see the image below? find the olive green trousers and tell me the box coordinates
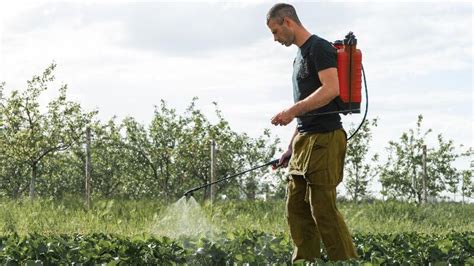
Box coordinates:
[286,129,357,262]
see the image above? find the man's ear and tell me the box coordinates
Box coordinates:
[283,17,294,28]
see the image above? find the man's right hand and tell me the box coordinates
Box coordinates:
[273,148,292,170]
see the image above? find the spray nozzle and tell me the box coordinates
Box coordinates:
[184,189,195,199]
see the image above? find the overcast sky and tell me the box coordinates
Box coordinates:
[1,0,472,197]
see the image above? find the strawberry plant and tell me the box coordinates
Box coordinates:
[1,231,472,265]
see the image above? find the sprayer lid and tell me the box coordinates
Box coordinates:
[344,32,357,46]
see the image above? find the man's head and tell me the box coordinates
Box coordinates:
[266,3,302,47]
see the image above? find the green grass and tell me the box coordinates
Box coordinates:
[204,199,474,235]
[1,197,472,237]
[342,200,474,235]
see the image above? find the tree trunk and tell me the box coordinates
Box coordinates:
[354,169,359,203]
[29,163,37,200]
[422,145,427,203]
[246,180,256,200]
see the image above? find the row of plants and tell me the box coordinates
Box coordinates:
[2,198,473,237]
[1,231,473,265]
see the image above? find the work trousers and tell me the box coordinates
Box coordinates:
[286,129,358,262]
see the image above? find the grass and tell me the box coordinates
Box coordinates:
[204,199,474,235]
[1,196,472,237]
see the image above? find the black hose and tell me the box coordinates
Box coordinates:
[347,64,368,141]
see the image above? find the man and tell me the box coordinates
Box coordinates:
[266,3,358,262]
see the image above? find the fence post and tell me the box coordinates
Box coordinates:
[210,140,217,203]
[85,127,92,210]
[422,145,427,204]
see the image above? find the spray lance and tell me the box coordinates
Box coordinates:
[184,158,279,198]
[183,32,368,197]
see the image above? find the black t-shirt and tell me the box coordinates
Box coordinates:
[292,35,342,133]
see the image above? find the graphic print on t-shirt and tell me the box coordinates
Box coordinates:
[293,49,310,103]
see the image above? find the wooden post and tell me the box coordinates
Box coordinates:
[422,145,427,204]
[29,163,37,201]
[210,140,217,203]
[85,127,92,210]
[381,184,385,201]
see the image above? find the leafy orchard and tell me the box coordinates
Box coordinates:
[0,64,472,202]
[0,64,280,201]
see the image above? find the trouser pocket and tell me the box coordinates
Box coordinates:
[306,130,346,188]
[288,130,346,200]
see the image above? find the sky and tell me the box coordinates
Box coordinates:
[0,0,472,198]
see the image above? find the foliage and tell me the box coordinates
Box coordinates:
[0,65,280,200]
[352,232,474,265]
[0,63,95,199]
[1,197,473,237]
[344,118,378,202]
[379,115,471,203]
[2,65,473,203]
[86,98,281,200]
[0,231,472,265]
[0,233,186,265]
[461,169,474,203]
[0,198,473,264]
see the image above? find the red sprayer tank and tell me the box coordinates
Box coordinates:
[334,32,362,113]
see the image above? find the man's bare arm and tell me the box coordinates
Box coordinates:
[271,67,339,126]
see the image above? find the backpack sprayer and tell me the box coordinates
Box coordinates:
[298,32,368,140]
[183,32,367,197]
[335,31,363,116]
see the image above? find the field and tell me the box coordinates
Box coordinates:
[1,197,473,264]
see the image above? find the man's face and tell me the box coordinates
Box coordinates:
[267,18,294,47]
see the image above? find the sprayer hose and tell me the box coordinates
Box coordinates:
[347,64,368,141]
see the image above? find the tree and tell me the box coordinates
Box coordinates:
[218,128,278,200]
[379,115,470,203]
[1,84,31,197]
[0,63,94,199]
[88,118,134,198]
[460,159,474,204]
[42,117,129,199]
[344,118,378,202]
[162,99,279,200]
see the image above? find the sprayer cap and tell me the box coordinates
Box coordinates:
[343,32,357,46]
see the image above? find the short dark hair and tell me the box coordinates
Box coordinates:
[266,3,301,26]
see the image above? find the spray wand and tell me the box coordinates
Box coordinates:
[183,158,279,198]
